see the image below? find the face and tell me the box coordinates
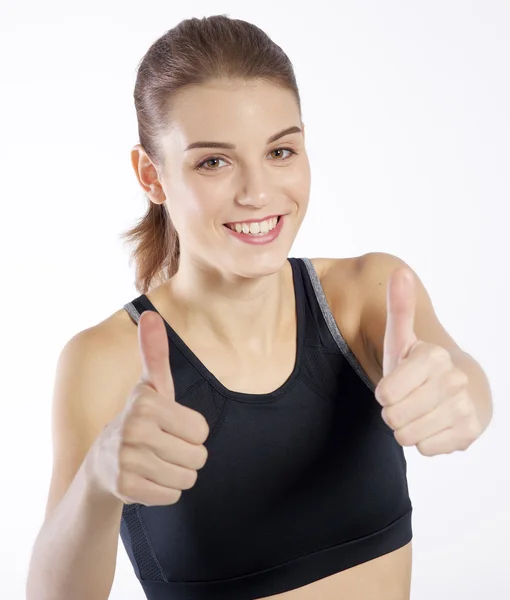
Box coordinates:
[140,78,310,280]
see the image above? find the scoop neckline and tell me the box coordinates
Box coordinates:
[137,258,305,402]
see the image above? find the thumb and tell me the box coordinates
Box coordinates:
[138,310,176,401]
[383,267,418,376]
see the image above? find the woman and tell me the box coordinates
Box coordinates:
[27,14,492,600]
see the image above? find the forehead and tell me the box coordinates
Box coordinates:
[163,79,301,148]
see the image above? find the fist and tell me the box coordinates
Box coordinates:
[93,310,210,506]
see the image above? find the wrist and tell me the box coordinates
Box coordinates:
[83,441,124,513]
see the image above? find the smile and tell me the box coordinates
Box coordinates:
[224,216,281,236]
[223,215,285,245]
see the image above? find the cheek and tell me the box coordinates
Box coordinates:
[287,161,311,206]
[190,190,226,222]
[170,196,227,246]
[170,177,224,221]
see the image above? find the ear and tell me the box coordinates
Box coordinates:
[131,144,165,205]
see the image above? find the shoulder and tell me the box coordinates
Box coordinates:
[307,254,365,308]
[310,251,408,285]
[307,256,363,335]
[99,307,143,378]
[309,252,411,373]
[308,255,377,374]
[64,308,144,416]
[308,256,362,295]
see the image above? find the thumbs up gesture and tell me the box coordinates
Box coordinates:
[373,268,481,456]
[92,310,210,506]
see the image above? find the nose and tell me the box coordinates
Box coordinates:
[235,166,272,209]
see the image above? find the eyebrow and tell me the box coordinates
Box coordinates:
[184,125,302,151]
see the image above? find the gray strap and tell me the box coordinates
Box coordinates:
[300,258,375,392]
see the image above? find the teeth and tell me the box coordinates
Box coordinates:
[227,217,279,235]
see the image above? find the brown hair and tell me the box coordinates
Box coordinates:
[119,14,302,294]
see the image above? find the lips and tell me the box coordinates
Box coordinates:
[223,214,285,245]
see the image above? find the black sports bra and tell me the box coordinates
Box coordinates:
[119,257,413,600]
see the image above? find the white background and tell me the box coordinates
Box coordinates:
[1,1,508,598]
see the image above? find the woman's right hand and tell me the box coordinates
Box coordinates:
[90,310,210,507]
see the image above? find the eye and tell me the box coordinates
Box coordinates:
[196,147,298,171]
[196,157,228,171]
[269,148,297,160]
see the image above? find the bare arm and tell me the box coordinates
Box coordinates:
[26,323,140,600]
[26,452,124,600]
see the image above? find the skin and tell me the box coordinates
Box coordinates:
[131,78,310,355]
[129,77,412,599]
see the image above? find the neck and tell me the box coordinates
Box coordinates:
[164,256,294,353]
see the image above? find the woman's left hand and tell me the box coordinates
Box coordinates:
[374,268,483,457]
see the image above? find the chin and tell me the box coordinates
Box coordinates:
[227,250,290,280]
[204,214,301,279]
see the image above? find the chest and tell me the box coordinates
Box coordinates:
[182,314,379,396]
[177,326,299,394]
[142,258,380,396]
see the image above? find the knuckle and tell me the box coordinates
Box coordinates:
[168,489,182,504]
[384,407,401,430]
[193,445,209,470]
[454,395,473,420]
[123,418,150,443]
[429,347,450,370]
[457,433,472,451]
[394,429,412,446]
[118,446,136,471]
[192,415,210,442]
[455,370,469,388]
[454,419,479,451]
[200,445,209,468]
[200,417,210,439]
[417,443,434,457]
[180,468,198,490]
[465,418,481,442]
[446,369,468,393]
[177,407,208,442]
[431,346,450,362]
[132,398,159,418]
[376,383,391,404]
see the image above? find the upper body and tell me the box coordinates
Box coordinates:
[85,253,414,600]
[43,15,490,600]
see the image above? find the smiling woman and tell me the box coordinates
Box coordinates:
[129,75,311,282]
[27,14,424,600]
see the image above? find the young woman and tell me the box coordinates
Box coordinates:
[27,14,492,600]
